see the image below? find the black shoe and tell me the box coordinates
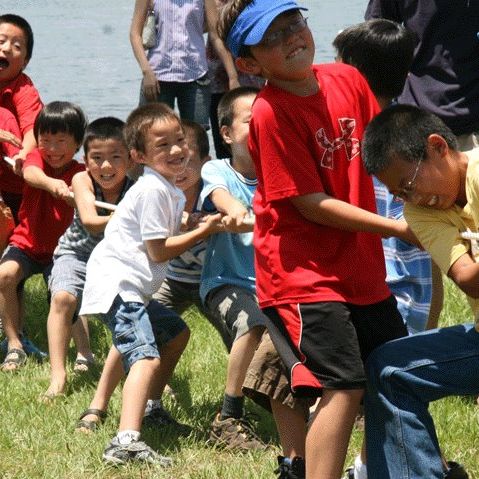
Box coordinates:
[444,461,469,479]
[143,405,192,436]
[275,455,305,479]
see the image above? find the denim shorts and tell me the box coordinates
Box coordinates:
[204,284,267,343]
[48,253,87,320]
[101,295,188,373]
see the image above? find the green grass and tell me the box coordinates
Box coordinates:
[0,276,478,478]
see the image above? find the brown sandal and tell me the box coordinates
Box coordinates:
[75,408,107,433]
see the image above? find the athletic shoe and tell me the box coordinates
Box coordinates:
[102,437,172,466]
[143,405,192,435]
[208,413,268,451]
[275,455,306,479]
[445,461,469,479]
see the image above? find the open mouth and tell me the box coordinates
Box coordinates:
[427,195,439,207]
[0,58,10,69]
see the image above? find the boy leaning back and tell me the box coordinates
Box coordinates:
[361,105,479,479]
[79,103,222,465]
[218,1,415,477]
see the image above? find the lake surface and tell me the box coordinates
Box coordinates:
[2,1,367,121]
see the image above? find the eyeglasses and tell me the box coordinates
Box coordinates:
[259,17,309,48]
[392,157,422,201]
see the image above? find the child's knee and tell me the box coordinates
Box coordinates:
[51,290,77,312]
[0,262,23,291]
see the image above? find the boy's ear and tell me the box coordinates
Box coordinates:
[426,134,449,158]
[235,56,262,76]
[220,125,233,145]
[130,148,146,164]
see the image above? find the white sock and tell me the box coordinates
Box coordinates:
[116,429,140,445]
[144,399,162,415]
[354,455,368,479]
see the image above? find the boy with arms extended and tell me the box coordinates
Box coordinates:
[0,14,42,220]
[44,117,134,399]
[0,101,85,371]
[362,105,477,479]
[76,119,217,433]
[218,1,415,477]
[200,86,268,451]
[79,103,222,465]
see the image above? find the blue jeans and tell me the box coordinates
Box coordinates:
[101,295,187,373]
[139,76,211,129]
[365,323,479,479]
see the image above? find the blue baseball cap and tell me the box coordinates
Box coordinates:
[226,0,308,57]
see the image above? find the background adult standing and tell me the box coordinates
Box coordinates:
[365,0,479,149]
[130,0,238,130]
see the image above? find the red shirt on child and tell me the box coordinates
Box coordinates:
[249,63,390,308]
[0,73,43,194]
[9,149,84,264]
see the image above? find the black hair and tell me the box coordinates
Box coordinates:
[217,86,260,128]
[33,101,87,146]
[333,19,416,99]
[83,117,126,156]
[124,102,181,154]
[362,104,458,175]
[182,119,209,159]
[0,14,34,61]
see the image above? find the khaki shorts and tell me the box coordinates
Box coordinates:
[242,330,313,421]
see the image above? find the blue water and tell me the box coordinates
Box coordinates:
[2,0,366,121]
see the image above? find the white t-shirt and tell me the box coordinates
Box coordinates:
[80,167,185,315]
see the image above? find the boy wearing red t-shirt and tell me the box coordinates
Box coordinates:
[0,101,85,372]
[219,1,416,478]
[0,14,43,220]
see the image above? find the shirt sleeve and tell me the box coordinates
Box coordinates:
[404,203,469,276]
[200,160,230,204]
[249,95,325,202]
[23,148,44,169]
[137,185,172,240]
[12,77,43,135]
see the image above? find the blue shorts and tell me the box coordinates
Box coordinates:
[48,253,87,322]
[101,295,188,373]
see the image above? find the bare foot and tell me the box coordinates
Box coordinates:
[40,381,66,403]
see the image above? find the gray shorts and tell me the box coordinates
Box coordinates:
[48,253,87,319]
[153,277,202,314]
[204,285,267,344]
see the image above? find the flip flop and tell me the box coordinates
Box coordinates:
[76,408,107,433]
[1,348,27,372]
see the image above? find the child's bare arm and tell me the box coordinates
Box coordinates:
[210,188,253,232]
[23,164,71,201]
[145,213,223,263]
[13,130,37,175]
[290,191,417,244]
[447,253,479,299]
[72,172,111,235]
